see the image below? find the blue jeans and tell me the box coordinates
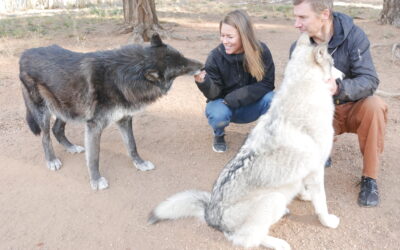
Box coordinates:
[205,91,275,136]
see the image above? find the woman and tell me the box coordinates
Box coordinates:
[195,10,275,152]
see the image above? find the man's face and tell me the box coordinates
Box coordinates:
[293,1,325,37]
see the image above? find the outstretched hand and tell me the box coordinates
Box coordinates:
[194,70,206,83]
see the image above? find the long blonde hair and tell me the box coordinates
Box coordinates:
[220,10,264,81]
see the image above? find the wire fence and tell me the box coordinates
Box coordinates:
[0,0,121,13]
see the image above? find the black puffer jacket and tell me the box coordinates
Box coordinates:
[196,42,275,109]
[290,12,379,105]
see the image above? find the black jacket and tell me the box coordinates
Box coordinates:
[196,42,275,109]
[290,12,379,105]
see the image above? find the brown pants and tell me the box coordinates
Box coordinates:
[333,96,388,179]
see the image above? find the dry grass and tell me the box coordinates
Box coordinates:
[0,1,382,41]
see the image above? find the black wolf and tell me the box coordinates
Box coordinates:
[19,34,203,190]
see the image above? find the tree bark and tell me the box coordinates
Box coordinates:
[122,0,166,43]
[380,0,400,27]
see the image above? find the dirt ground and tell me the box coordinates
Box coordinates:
[1,2,400,250]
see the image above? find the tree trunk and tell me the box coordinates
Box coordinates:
[122,0,165,43]
[380,0,400,27]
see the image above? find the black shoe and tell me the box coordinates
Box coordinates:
[213,135,227,153]
[324,157,332,168]
[358,176,379,207]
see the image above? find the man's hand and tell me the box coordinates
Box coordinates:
[194,70,206,83]
[326,78,338,96]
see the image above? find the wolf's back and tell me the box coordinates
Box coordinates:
[148,190,210,224]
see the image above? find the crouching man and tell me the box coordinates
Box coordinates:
[291,0,388,207]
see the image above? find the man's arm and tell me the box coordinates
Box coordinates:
[334,28,379,102]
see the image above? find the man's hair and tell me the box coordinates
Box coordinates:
[293,0,333,17]
[220,9,264,81]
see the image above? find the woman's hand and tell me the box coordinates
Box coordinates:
[194,70,206,83]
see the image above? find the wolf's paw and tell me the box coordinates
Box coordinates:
[297,190,312,201]
[135,161,155,171]
[47,158,62,171]
[66,145,85,154]
[283,208,291,217]
[273,239,291,250]
[318,213,340,228]
[90,177,109,190]
[262,236,291,250]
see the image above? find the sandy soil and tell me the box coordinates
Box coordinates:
[0,4,399,250]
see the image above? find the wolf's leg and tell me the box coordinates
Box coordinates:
[20,77,61,170]
[85,121,108,190]
[228,193,290,249]
[52,118,85,154]
[41,111,62,171]
[297,183,312,201]
[117,116,155,171]
[304,170,340,228]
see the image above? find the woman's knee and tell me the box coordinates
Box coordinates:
[261,91,275,104]
[259,91,275,114]
[206,100,232,124]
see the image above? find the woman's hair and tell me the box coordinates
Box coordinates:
[220,10,264,81]
[292,0,333,19]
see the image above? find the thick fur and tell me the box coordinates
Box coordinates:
[19,34,203,190]
[149,33,341,250]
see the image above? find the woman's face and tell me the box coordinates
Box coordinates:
[220,23,244,55]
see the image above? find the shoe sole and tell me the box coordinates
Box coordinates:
[212,145,227,153]
[357,201,379,207]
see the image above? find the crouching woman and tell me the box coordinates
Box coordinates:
[195,9,275,152]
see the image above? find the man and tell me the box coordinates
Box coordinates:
[291,0,388,207]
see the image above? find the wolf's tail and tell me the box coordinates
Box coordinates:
[21,82,42,135]
[148,190,211,224]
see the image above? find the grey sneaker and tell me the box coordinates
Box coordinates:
[358,176,379,207]
[213,135,227,153]
[324,157,332,168]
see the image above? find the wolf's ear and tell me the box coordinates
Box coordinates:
[297,33,311,46]
[150,33,163,47]
[313,44,329,65]
[144,69,161,82]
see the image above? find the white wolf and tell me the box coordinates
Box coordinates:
[148,33,341,250]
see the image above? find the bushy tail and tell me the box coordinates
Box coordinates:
[21,85,42,135]
[148,190,210,224]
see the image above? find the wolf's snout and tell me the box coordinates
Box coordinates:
[187,59,204,75]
